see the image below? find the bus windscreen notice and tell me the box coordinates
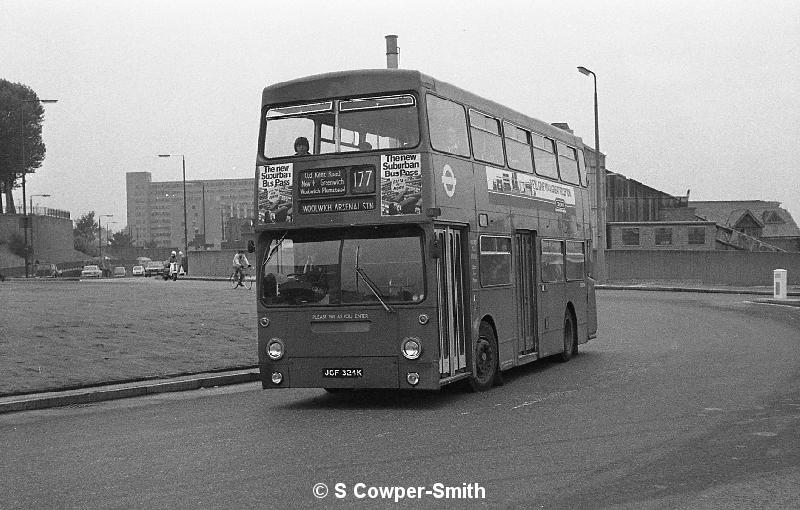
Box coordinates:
[259,163,294,224]
[299,169,347,197]
[298,165,376,215]
[299,199,376,214]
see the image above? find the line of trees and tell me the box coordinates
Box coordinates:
[0,79,48,214]
[73,211,137,257]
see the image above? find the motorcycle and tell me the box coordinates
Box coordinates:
[163,261,179,281]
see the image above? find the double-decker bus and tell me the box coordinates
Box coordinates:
[255,69,597,392]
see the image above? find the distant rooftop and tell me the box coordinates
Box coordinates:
[690,200,800,238]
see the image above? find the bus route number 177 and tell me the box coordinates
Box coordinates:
[350,168,374,194]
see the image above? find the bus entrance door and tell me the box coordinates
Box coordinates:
[435,226,468,378]
[515,231,537,355]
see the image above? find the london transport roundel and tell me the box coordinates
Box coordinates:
[441,164,456,197]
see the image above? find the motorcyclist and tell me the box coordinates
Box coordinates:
[164,251,178,280]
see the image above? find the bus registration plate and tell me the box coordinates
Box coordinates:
[323,368,363,378]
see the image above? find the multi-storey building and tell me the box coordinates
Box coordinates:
[126,172,254,249]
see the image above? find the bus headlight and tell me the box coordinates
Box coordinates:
[267,338,284,360]
[271,372,283,385]
[406,372,420,386]
[401,337,422,360]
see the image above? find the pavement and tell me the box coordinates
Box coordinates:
[1,281,798,415]
[0,368,260,414]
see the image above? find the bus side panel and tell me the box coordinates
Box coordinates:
[471,162,518,369]
[566,281,588,344]
[429,153,475,224]
[587,277,597,340]
[475,288,517,370]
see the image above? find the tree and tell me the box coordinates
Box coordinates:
[73,211,98,256]
[0,79,48,214]
[109,231,133,250]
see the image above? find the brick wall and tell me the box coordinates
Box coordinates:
[0,214,75,264]
[608,250,800,285]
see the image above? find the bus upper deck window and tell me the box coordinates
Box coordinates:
[264,101,333,158]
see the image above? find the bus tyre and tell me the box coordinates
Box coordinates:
[558,309,577,362]
[469,322,500,392]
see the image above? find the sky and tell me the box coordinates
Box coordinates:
[2,0,799,229]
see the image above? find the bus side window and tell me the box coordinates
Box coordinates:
[426,94,470,157]
[565,241,585,281]
[503,122,534,173]
[556,142,580,185]
[541,239,565,283]
[479,235,512,287]
[532,133,559,180]
[469,110,504,167]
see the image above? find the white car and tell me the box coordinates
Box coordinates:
[131,265,145,276]
[81,265,103,278]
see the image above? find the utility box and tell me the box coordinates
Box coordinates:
[773,269,787,299]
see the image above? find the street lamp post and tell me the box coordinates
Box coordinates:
[106,221,117,245]
[28,193,50,268]
[98,214,113,276]
[158,154,188,274]
[19,98,58,277]
[577,66,605,282]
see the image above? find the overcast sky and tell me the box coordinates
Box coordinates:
[2,0,798,228]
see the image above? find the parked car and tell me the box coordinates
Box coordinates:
[113,266,127,278]
[131,265,145,276]
[144,261,163,277]
[81,265,102,278]
[35,262,62,278]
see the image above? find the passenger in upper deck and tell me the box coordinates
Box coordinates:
[294,137,310,155]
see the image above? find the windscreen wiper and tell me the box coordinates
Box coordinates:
[354,266,395,313]
[264,232,288,266]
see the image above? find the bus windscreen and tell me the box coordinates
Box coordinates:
[260,226,425,306]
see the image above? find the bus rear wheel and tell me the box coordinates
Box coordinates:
[558,309,577,362]
[469,322,499,392]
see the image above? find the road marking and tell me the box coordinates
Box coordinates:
[512,398,544,409]
[511,389,578,409]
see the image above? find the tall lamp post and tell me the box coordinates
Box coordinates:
[28,193,50,269]
[157,154,188,274]
[98,214,113,276]
[577,66,605,282]
[106,221,117,245]
[19,98,58,277]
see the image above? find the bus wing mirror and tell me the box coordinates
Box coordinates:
[429,237,442,259]
[247,240,255,253]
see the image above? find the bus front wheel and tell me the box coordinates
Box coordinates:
[469,322,500,392]
[558,309,577,362]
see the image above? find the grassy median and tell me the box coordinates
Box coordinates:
[0,278,257,396]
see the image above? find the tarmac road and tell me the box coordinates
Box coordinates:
[1,291,799,509]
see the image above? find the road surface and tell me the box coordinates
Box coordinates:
[2,291,798,509]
